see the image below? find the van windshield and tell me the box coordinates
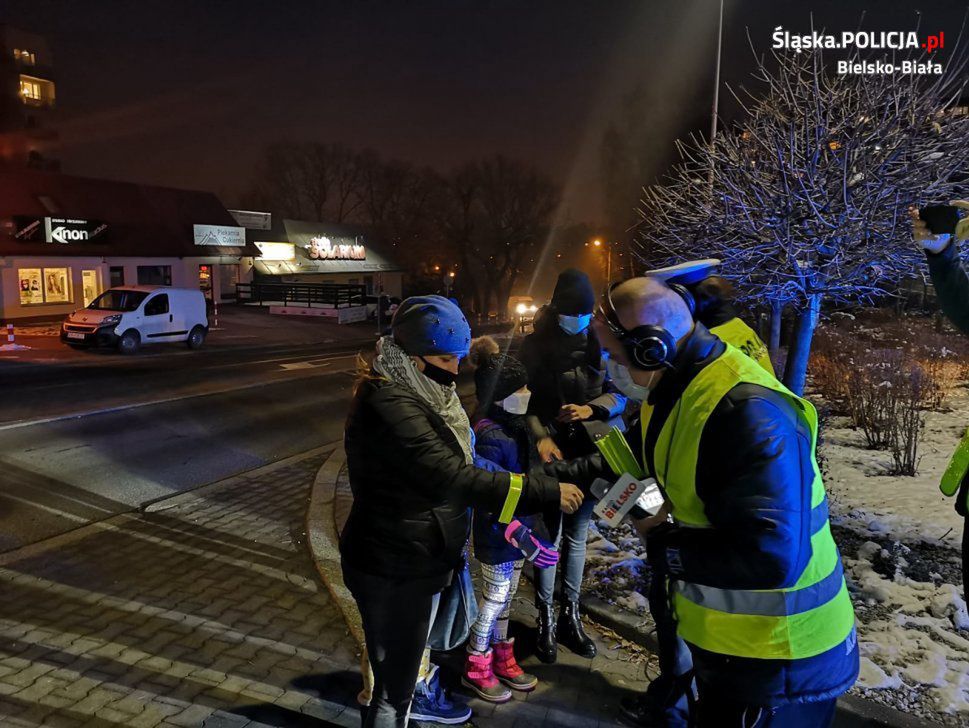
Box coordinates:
[88,290,149,312]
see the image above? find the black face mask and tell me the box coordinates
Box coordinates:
[420,357,458,387]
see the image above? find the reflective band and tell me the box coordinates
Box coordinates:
[498,473,523,524]
[940,427,969,497]
[674,560,845,618]
[594,427,645,480]
[810,499,829,535]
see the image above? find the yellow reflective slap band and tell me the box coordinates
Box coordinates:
[940,427,969,497]
[499,473,524,524]
[594,427,645,480]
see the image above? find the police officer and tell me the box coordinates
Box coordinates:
[645,259,773,374]
[549,277,858,727]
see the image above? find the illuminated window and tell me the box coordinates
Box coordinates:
[18,267,72,305]
[13,48,36,65]
[18,75,54,107]
[19,79,40,100]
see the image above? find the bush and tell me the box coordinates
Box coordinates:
[810,331,932,473]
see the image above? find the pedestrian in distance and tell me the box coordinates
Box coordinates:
[340,295,584,728]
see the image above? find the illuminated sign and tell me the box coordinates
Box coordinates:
[193,224,246,247]
[305,236,366,261]
[45,218,108,244]
[255,242,296,261]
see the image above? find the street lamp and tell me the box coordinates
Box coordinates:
[591,239,611,287]
[444,270,456,298]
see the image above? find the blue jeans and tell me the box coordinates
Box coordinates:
[534,498,596,604]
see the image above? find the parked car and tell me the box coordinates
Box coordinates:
[61,286,208,354]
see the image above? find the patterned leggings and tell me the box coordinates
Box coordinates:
[469,560,524,654]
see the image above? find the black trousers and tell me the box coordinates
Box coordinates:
[342,561,446,728]
[695,681,837,728]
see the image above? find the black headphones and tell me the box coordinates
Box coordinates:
[598,282,696,371]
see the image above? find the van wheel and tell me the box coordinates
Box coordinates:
[187,325,206,350]
[118,330,140,355]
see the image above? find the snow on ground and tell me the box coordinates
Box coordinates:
[584,387,969,723]
[821,387,968,549]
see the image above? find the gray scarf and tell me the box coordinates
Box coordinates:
[372,336,475,465]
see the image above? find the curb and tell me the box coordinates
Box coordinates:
[305,446,366,650]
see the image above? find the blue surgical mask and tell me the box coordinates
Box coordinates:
[558,313,592,335]
[606,358,651,402]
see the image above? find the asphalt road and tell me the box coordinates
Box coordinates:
[0,341,366,552]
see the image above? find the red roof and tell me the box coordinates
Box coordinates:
[0,169,259,257]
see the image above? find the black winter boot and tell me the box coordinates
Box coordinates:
[535,602,558,664]
[557,601,597,658]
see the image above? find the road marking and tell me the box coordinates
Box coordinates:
[280,360,332,370]
[0,492,90,523]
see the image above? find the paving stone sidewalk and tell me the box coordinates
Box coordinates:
[0,448,363,728]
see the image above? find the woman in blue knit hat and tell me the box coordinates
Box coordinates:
[341,295,583,728]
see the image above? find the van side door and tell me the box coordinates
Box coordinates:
[141,293,178,340]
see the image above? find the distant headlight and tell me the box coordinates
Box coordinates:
[528,305,537,312]
[516,303,527,314]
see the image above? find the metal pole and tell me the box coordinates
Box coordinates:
[710,0,724,144]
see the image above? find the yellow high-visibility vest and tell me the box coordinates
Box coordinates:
[709,317,774,375]
[641,344,855,660]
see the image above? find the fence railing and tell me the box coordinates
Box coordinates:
[236,282,367,309]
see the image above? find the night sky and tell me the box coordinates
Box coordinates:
[4,1,967,224]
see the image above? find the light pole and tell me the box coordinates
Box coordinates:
[443,270,456,298]
[593,239,611,288]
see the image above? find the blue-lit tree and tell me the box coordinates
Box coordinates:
[636,45,969,394]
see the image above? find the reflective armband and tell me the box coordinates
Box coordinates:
[498,473,524,524]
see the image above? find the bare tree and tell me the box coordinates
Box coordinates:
[637,42,969,393]
[243,142,363,223]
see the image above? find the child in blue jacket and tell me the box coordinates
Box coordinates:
[465,336,558,704]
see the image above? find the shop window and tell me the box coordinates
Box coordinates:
[144,294,169,317]
[109,266,125,288]
[137,265,172,286]
[82,270,99,307]
[18,267,71,305]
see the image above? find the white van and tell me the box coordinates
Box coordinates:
[61,286,208,354]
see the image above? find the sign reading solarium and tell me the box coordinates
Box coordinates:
[305,236,366,261]
[15,217,108,244]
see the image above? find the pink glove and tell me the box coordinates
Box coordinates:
[504,520,559,568]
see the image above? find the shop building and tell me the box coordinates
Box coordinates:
[233,214,404,298]
[0,170,258,321]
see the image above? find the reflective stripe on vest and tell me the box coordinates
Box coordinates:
[709,317,774,375]
[642,344,855,660]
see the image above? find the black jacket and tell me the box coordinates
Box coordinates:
[520,308,626,455]
[546,325,858,704]
[340,377,561,582]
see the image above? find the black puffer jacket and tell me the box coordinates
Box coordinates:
[340,377,562,582]
[519,307,627,456]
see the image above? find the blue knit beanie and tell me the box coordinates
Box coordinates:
[391,295,472,357]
